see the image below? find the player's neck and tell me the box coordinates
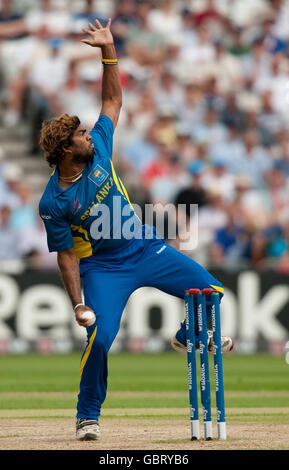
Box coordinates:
[58,160,85,188]
[58,160,85,178]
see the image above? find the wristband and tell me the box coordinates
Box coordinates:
[101,58,118,65]
[74,303,84,311]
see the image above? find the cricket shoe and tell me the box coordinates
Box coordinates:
[171,323,233,354]
[76,418,100,441]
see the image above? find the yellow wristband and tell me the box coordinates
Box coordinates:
[101,58,118,64]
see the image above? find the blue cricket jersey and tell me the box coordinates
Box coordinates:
[39,114,142,259]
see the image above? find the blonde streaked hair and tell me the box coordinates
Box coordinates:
[39,113,80,167]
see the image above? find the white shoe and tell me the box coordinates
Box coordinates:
[76,418,100,441]
[171,336,187,354]
[207,331,233,353]
[171,333,233,354]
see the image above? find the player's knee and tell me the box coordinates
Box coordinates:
[91,331,111,354]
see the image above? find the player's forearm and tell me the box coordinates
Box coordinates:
[101,44,122,105]
[57,250,82,308]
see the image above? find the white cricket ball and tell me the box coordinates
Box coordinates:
[81,311,96,326]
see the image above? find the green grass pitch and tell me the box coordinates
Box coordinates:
[0,352,288,413]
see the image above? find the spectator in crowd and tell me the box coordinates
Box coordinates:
[244,229,268,268]
[229,26,250,57]
[193,0,225,30]
[111,0,138,54]
[200,160,236,203]
[147,0,182,38]
[211,39,244,93]
[228,0,271,29]
[255,53,289,120]
[120,123,159,174]
[178,82,206,127]
[2,24,51,128]
[174,123,198,165]
[275,135,289,177]
[192,107,228,146]
[142,141,176,192]
[174,161,208,218]
[264,165,289,223]
[271,0,289,42]
[276,221,289,273]
[209,208,247,267]
[0,0,25,39]
[24,0,71,37]
[198,186,228,237]
[153,69,184,115]
[0,147,7,202]
[29,36,70,151]
[19,214,57,268]
[0,205,21,261]
[228,129,272,188]
[1,163,22,209]
[230,175,270,232]
[152,107,178,150]
[221,95,245,131]
[9,183,37,232]
[258,89,285,145]
[0,0,23,25]
[180,23,216,67]
[126,1,164,49]
[72,0,105,33]
[260,16,288,54]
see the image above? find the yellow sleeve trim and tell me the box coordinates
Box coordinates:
[110,160,142,223]
[210,285,224,294]
[110,160,124,196]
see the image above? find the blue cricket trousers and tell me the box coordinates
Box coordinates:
[77,227,223,419]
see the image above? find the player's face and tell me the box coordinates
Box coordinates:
[70,126,94,164]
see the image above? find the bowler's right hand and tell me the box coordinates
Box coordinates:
[75,305,95,328]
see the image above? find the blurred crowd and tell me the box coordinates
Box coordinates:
[0,0,289,272]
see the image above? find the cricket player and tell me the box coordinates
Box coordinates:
[39,20,233,441]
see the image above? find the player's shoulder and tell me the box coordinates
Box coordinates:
[89,114,114,139]
[89,115,114,161]
[92,114,113,129]
[39,172,61,218]
[39,193,56,220]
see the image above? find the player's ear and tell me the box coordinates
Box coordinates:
[62,144,72,157]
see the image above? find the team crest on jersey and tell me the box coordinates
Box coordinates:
[88,164,109,187]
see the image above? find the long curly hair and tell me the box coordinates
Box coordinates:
[39,114,80,167]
